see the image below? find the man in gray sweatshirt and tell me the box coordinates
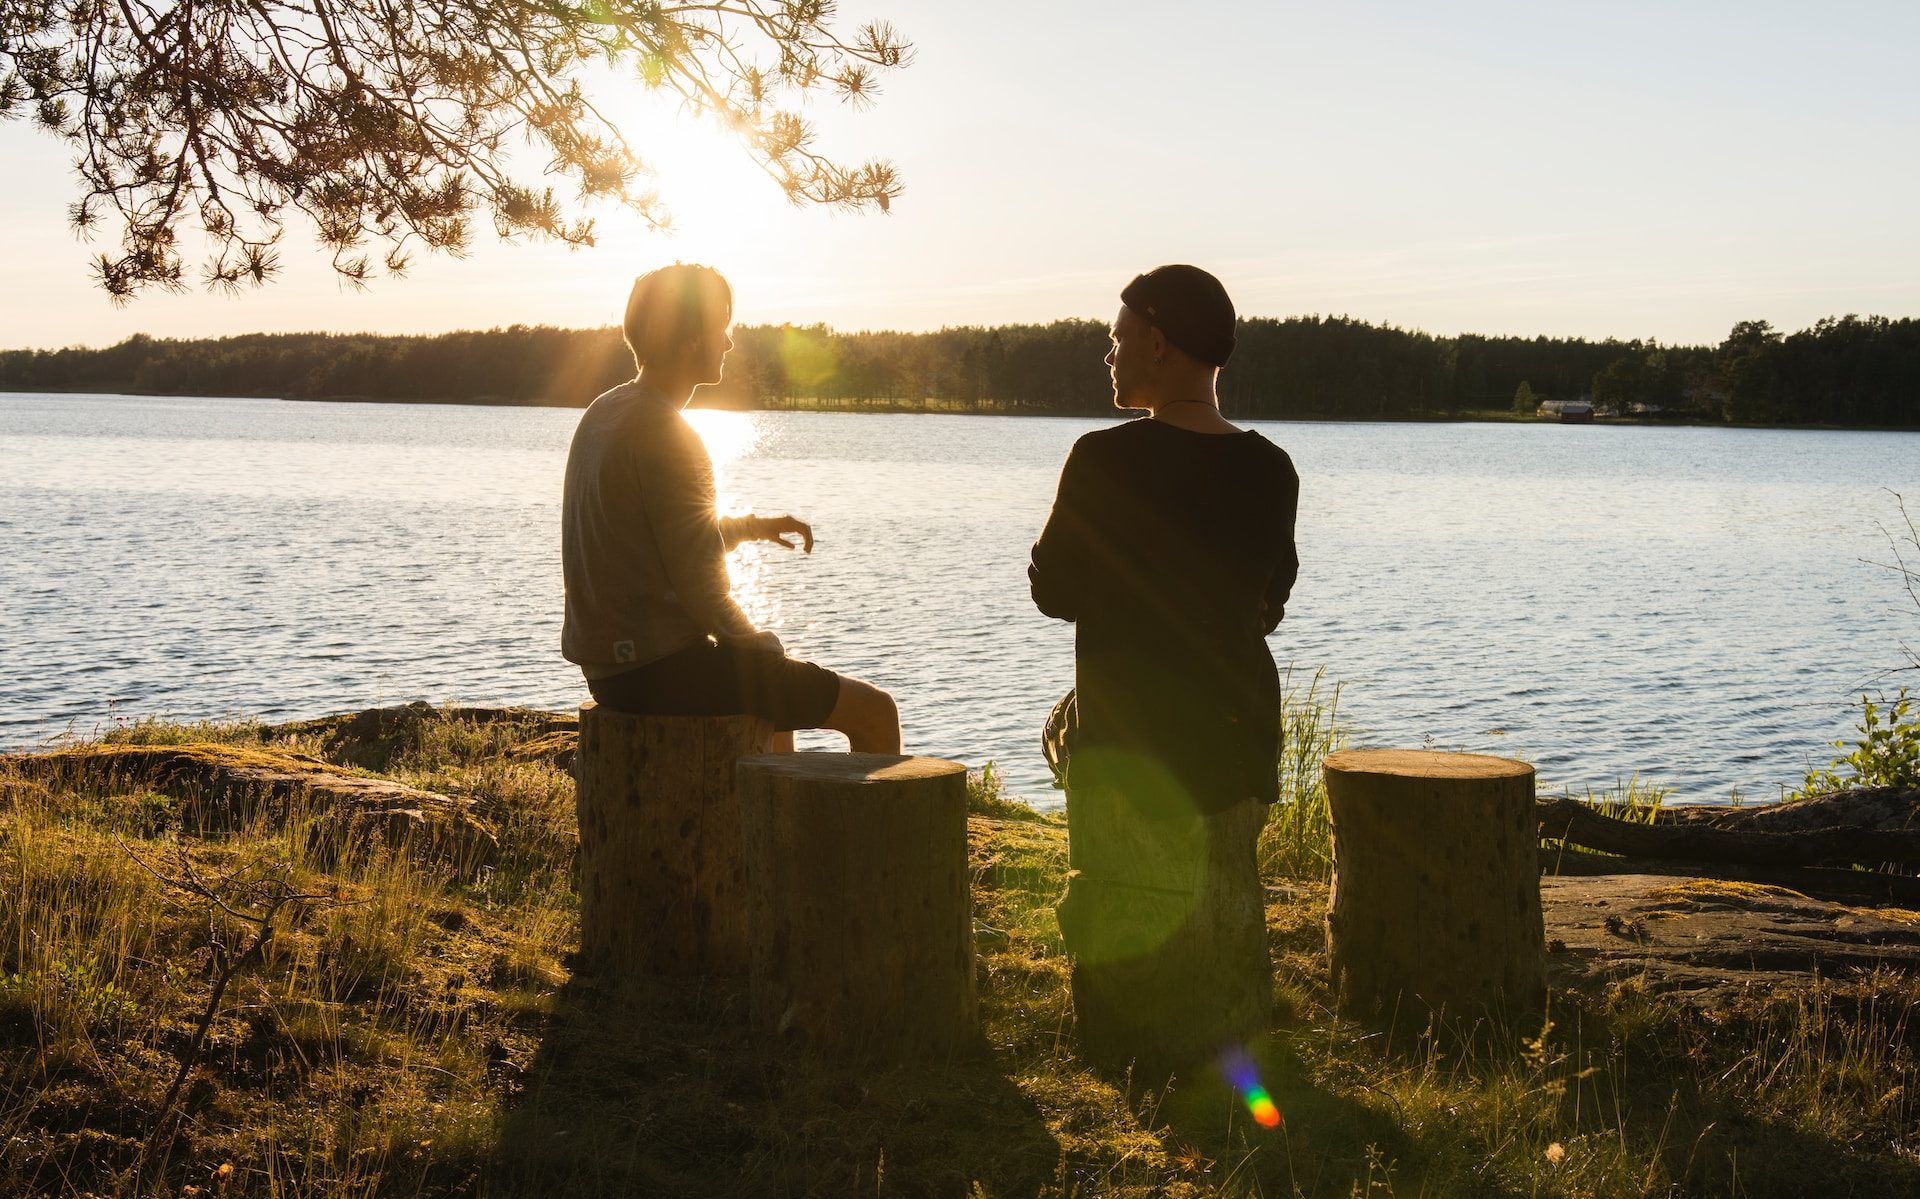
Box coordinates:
[562,264,900,752]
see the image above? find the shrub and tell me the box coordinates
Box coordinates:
[1802,688,1920,795]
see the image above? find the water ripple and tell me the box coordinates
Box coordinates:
[3,395,1917,806]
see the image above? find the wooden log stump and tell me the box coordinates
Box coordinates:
[1324,749,1546,1029]
[572,702,772,978]
[737,753,975,1060]
[1055,787,1270,1075]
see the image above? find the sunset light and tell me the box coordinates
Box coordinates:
[682,408,762,473]
[5,2,1919,1195]
[585,86,803,321]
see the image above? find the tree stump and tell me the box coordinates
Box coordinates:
[736,753,975,1059]
[1323,749,1546,1028]
[572,702,772,978]
[1055,787,1270,1075]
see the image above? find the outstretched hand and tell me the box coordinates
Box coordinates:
[755,514,814,553]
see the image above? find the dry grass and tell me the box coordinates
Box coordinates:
[3,708,1919,1197]
[1645,879,1805,905]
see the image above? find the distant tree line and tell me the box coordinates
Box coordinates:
[2,314,1914,425]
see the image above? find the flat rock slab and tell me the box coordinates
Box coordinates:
[7,743,497,866]
[1542,873,1920,1006]
[270,701,579,772]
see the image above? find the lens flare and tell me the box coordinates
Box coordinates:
[1218,1046,1282,1129]
[778,326,839,392]
[1245,1088,1282,1128]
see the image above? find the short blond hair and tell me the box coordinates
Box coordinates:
[622,264,732,369]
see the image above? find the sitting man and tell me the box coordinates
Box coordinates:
[1030,264,1299,1073]
[562,263,899,753]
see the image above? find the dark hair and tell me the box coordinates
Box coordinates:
[1119,264,1237,367]
[622,264,732,369]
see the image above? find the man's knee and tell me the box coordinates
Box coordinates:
[822,676,900,753]
[844,678,897,728]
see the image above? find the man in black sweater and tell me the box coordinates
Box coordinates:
[1029,264,1299,1072]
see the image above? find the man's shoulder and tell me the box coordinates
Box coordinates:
[1238,428,1297,472]
[583,381,665,418]
[580,383,684,437]
[1070,418,1150,454]
[582,380,638,410]
[1057,423,1143,482]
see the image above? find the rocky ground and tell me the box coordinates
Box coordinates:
[7,703,1920,1197]
[1541,868,1920,1007]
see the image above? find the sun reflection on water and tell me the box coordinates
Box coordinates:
[682,408,783,634]
[682,407,761,471]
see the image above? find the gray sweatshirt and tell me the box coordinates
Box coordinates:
[561,381,760,679]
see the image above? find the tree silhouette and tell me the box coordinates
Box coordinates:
[5,313,1916,428]
[0,0,908,298]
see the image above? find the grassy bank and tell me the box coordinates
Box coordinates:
[4,708,1919,1197]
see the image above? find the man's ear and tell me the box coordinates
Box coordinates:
[1147,324,1168,363]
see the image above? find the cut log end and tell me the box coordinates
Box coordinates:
[1324,748,1535,782]
[735,752,966,785]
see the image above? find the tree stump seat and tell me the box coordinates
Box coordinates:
[737,752,975,1060]
[572,702,772,979]
[1323,748,1546,1030]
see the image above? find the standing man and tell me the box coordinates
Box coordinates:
[563,263,900,752]
[1029,264,1299,1073]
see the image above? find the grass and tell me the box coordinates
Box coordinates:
[3,705,1919,1196]
[1258,666,1346,881]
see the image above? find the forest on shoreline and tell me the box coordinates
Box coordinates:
[2,313,1916,426]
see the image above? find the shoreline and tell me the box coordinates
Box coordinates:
[5,386,1916,432]
[0,700,1798,811]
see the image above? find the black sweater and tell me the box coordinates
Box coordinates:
[1029,418,1300,816]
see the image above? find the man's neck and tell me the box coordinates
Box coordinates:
[1144,383,1237,432]
[633,366,698,408]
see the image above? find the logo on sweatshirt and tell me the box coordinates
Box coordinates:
[613,640,636,663]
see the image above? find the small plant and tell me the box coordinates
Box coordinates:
[1802,689,1920,795]
[0,950,138,1034]
[1574,774,1674,823]
[1538,775,1674,863]
[966,761,1042,822]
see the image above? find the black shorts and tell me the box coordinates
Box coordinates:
[587,639,842,733]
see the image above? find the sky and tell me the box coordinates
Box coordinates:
[1,0,1917,349]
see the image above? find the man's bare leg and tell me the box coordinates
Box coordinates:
[822,677,901,754]
[770,730,797,752]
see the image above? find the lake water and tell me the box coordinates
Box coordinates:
[2,393,1915,806]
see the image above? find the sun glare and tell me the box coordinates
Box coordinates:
[591,86,789,308]
[682,408,761,471]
